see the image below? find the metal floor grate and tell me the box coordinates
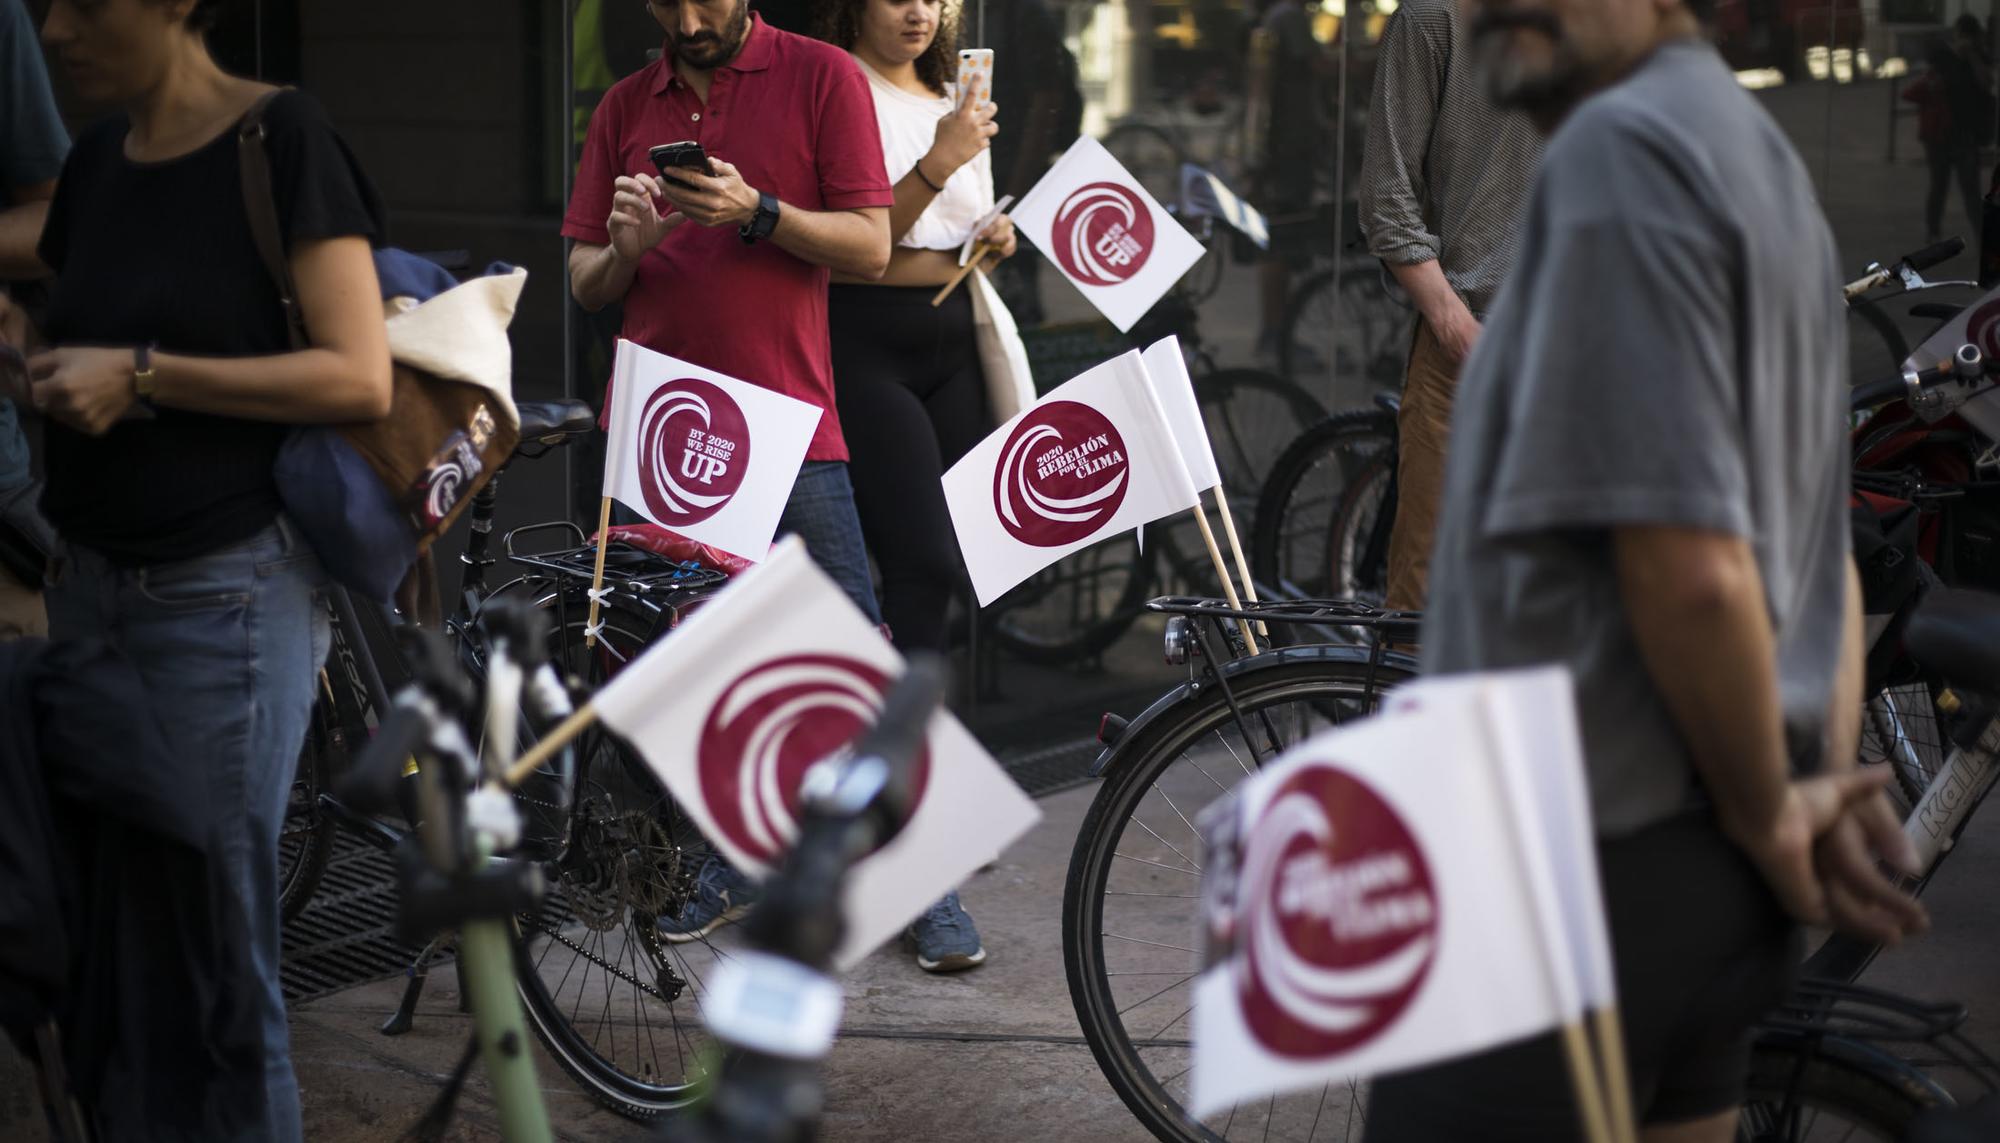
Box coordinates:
[278,737,1105,1003]
[1001,736,1103,798]
[280,835,423,1005]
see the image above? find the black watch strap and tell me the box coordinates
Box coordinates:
[740,191,780,245]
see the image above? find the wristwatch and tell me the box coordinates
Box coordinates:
[132,343,158,401]
[740,191,780,245]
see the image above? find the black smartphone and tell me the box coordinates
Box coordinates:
[649,141,717,179]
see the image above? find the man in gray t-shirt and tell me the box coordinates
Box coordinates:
[1364,1,1925,1140]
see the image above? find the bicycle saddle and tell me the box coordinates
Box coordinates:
[1904,586,2000,693]
[515,400,597,446]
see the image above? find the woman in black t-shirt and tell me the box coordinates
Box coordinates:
[18,1,388,1137]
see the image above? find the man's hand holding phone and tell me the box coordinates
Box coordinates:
[608,173,686,263]
[652,157,761,230]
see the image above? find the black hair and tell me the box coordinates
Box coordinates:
[1683,0,1717,25]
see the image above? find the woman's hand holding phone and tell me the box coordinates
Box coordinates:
[608,173,686,263]
[925,97,998,185]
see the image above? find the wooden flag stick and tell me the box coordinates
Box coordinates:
[1209,487,1267,639]
[1192,502,1259,655]
[1558,1021,1619,1143]
[585,496,613,649]
[1592,1006,1640,1143]
[505,702,600,789]
[931,243,992,307]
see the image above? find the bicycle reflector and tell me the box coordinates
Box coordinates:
[1098,712,1129,746]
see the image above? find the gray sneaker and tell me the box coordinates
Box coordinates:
[907,891,986,973]
[656,855,760,944]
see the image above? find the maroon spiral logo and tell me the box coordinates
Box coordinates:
[696,654,933,865]
[992,400,1130,547]
[636,378,751,526]
[1051,182,1155,287]
[1966,299,2000,364]
[1216,761,1439,1059]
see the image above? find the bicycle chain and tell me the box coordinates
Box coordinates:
[522,907,690,1004]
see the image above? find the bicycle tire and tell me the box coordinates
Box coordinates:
[1250,410,1399,608]
[1101,122,1188,209]
[1064,650,1418,1143]
[1849,296,1913,381]
[1740,1037,1940,1140]
[277,684,337,923]
[1194,368,1328,526]
[984,532,1154,666]
[512,594,726,1120]
[1277,265,1414,396]
[279,593,380,924]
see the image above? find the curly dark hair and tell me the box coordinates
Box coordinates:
[814,0,960,96]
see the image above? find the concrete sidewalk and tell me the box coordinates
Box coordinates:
[280,782,1152,1143]
[7,741,2000,1141]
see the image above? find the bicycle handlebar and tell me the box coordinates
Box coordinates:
[1904,236,1966,275]
[1850,342,1990,413]
[1842,236,1967,300]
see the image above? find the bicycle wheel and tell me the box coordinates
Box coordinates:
[279,594,377,923]
[1859,679,1949,812]
[1064,650,1418,1143]
[1194,368,1327,526]
[1101,122,1188,208]
[1848,297,1913,385]
[1739,1038,1938,1140]
[985,532,1154,666]
[512,596,728,1120]
[278,681,337,923]
[1250,411,1399,612]
[1278,265,1415,402]
[1802,677,1955,983]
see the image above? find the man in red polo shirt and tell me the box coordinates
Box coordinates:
[566,0,891,626]
[569,0,1009,965]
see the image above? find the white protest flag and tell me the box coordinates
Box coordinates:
[589,538,1042,968]
[603,338,822,562]
[1385,671,1613,1017]
[942,350,1201,605]
[1190,685,1573,1118]
[1140,336,1221,492]
[1012,136,1207,332]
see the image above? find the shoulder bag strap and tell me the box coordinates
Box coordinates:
[236,88,309,350]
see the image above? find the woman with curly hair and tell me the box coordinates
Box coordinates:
[816,0,1018,972]
[24,0,388,1134]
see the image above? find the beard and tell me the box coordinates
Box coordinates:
[1471,9,1587,122]
[668,0,751,69]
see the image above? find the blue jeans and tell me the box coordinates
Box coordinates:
[46,518,329,1143]
[777,461,882,624]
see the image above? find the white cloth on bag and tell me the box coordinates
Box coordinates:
[970,269,1036,423]
[853,56,996,251]
[381,266,529,429]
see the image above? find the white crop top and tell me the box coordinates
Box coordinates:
[854,56,996,252]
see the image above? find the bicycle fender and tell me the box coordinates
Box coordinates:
[1088,643,1420,780]
[1753,1029,1954,1110]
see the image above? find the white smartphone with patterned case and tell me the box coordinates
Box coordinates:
[957,48,994,111]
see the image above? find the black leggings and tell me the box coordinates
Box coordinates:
[829,283,989,652]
